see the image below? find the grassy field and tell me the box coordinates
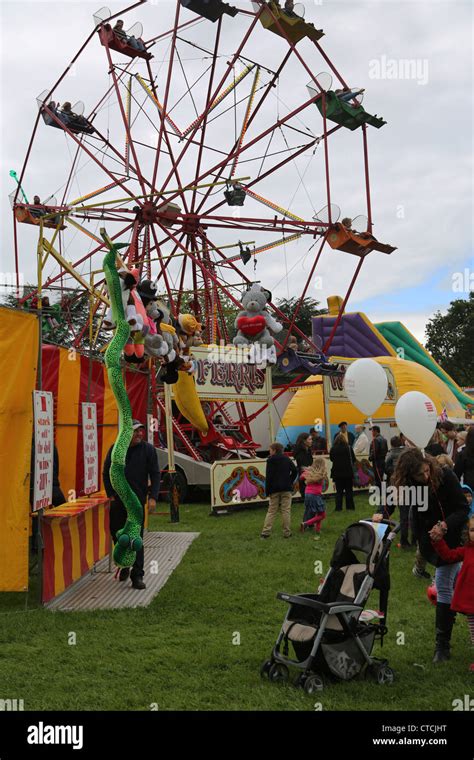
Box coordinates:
[0,494,471,711]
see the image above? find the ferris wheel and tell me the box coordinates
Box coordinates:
[11,0,396,457]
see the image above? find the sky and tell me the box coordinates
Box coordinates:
[1,0,473,343]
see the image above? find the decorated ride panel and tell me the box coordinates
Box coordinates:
[210,455,376,510]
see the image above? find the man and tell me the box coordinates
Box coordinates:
[353,425,369,457]
[103,420,160,590]
[310,427,327,453]
[283,0,298,17]
[30,195,46,219]
[338,421,355,446]
[261,442,298,539]
[113,18,146,51]
[440,421,458,460]
[369,425,388,489]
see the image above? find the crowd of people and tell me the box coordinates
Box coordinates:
[259,420,474,670]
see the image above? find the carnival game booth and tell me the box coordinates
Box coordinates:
[0,307,149,602]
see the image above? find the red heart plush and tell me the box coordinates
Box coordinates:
[237,315,266,337]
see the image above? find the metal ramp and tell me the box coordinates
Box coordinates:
[45,531,199,612]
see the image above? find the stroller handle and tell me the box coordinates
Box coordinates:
[363,516,401,536]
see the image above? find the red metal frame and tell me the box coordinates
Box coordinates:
[13,0,387,453]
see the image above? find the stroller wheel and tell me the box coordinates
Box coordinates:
[303,674,324,694]
[377,665,394,685]
[368,662,394,685]
[260,659,273,679]
[268,663,289,683]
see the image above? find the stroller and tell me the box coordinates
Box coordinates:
[261,518,400,694]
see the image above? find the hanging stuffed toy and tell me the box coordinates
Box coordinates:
[233,283,282,347]
[103,264,137,331]
[135,279,169,359]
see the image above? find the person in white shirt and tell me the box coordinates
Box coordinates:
[353,424,370,457]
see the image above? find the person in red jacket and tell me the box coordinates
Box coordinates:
[431,515,474,672]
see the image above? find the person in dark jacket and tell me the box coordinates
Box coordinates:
[389,449,469,663]
[425,429,445,457]
[384,436,405,482]
[338,421,355,446]
[329,432,356,511]
[103,420,160,589]
[310,428,327,453]
[293,433,313,499]
[454,427,474,491]
[261,442,298,538]
[369,426,388,488]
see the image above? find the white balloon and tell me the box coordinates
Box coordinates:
[395,391,438,449]
[343,358,388,416]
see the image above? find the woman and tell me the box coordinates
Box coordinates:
[329,432,356,511]
[293,433,313,499]
[455,427,474,490]
[392,449,469,663]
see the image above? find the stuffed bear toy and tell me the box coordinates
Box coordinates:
[142,302,167,359]
[233,283,282,346]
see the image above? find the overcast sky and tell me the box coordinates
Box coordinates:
[1,0,472,342]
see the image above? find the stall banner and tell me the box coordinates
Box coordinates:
[33,390,54,511]
[82,403,98,494]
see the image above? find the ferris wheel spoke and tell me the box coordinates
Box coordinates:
[158,10,262,199]
[148,223,180,312]
[169,82,318,223]
[202,122,338,224]
[102,49,149,199]
[150,0,182,195]
[144,59,191,215]
[189,17,222,214]
[194,48,292,216]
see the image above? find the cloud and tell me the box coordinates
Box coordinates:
[1,0,472,346]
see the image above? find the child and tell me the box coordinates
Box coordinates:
[436,453,454,469]
[299,456,327,540]
[261,442,298,539]
[462,484,473,516]
[432,515,474,672]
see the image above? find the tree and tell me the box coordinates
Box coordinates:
[275,296,327,340]
[425,292,474,387]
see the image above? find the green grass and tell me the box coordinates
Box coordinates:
[0,495,471,711]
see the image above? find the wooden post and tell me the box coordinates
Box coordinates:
[36,224,44,604]
[323,375,331,449]
[164,383,179,522]
[266,366,275,445]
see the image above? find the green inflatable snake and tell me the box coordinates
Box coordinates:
[101,230,143,568]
